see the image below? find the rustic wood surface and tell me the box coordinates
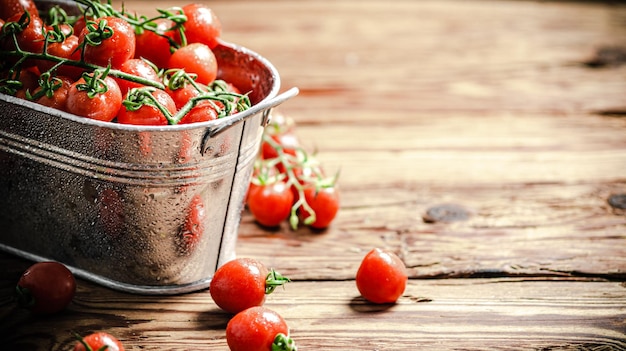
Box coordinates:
[2,0,626,350]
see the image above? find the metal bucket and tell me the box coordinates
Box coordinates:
[0,0,298,294]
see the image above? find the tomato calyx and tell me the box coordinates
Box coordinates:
[14,284,35,310]
[265,269,291,295]
[76,66,113,98]
[81,18,114,48]
[24,71,62,100]
[272,333,298,351]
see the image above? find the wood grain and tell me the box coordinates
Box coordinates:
[1,0,626,350]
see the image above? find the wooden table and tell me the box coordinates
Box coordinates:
[2,0,626,349]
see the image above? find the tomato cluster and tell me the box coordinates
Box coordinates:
[247,110,340,230]
[0,0,250,125]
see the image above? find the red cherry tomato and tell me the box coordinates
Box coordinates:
[178,100,219,124]
[247,181,294,227]
[16,261,76,314]
[80,16,136,69]
[261,132,299,161]
[3,12,45,54]
[210,258,289,314]
[32,76,73,111]
[168,43,217,85]
[0,0,38,21]
[180,4,222,49]
[74,332,125,351]
[356,248,408,304]
[134,18,176,68]
[226,306,296,351]
[66,74,122,122]
[165,81,207,110]
[38,34,84,80]
[113,58,160,95]
[300,185,340,229]
[116,88,177,125]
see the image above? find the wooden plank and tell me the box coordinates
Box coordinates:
[1,273,624,350]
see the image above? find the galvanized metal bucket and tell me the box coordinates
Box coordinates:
[0,0,298,294]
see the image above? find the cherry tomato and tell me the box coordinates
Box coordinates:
[178,100,219,124]
[66,73,122,122]
[356,248,408,304]
[300,185,340,229]
[74,332,125,351]
[180,4,222,49]
[134,18,177,68]
[166,81,207,110]
[113,58,160,95]
[116,88,177,125]
[261,132,299,161]
[32,76,73,111]
[247,181,294,227]
[179,194,205,253]
[168,43,217,85]
[0,0,38,21]
[16,261,76,314]
[210,258,289,314]
[3,12,45,54]
[80,16,136,69]
[226,306,296,351]
[38,34,84,80]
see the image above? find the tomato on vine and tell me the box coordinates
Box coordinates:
[210,258,290,314]
[15,261,76,314]
[299,184,340,229]
[247,179,294,228]
[73,332,125,351]
[79,16,136,69]
[66,69,123,122]
[117,87,177,125]
[180,3,222,49]
[226,306,297,351]
[168,43,217,85]
[356,248,408,304]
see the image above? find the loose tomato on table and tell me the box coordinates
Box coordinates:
[113,58,160,95]
[179,3,222,49]
[2,12,46,54]
[134,17,177,68]
[15,261,76,314]
[226,306,297,351]
[31,75,73,111]
[356,248,408,304]
[210,258,290,314]
[74,332,125,351]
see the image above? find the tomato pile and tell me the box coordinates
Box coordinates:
[0,0,250,125]
[248,110,340,230]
